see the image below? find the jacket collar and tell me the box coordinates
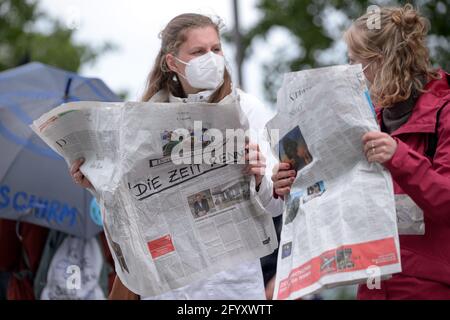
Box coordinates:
[377,70,450,136]
[149,89,238,105]
[169,90,214,103]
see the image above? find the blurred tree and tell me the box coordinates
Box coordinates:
[239,0,450,102]
[0,0,114,72]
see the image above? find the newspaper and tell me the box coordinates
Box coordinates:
[266,65,401,300]
[395,194,425,235]
[31,101,278,297]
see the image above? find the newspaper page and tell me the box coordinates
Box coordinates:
[31,101,278,297]
[266,64,401,300]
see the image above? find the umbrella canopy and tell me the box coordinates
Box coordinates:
[0,62,121,239]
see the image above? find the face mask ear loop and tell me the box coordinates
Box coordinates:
[362,61,373,72]
[173,56,189,80]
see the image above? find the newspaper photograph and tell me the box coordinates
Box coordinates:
[266,64,402,300]
[31,101,278,297]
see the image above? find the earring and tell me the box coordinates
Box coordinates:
[172,74,178,82]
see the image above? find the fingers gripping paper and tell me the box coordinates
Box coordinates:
[31,101,278,297]
[266,65,401,300]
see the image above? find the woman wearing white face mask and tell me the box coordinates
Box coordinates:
[70,13,283,300]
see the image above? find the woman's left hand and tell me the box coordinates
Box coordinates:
[362,131,398,164]
[243,143,266,190]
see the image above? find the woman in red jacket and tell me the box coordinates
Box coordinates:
[273,4,450,299]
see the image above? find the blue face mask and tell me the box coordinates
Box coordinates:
[364,90,376,116]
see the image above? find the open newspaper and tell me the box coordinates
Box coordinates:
[31,101,278,297]
[266,64,401,300]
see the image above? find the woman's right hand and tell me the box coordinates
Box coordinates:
[70,158,94,190]
[271,163,297,197]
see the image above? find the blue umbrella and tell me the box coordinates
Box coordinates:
[0,62,121,239]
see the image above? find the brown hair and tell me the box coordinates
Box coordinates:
[141,13,232,103]
[344,4,440,107]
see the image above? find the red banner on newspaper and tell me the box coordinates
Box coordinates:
[277,237,399,300]
[147,235,175,259]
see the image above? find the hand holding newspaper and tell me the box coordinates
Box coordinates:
[31,100,278,297]
[267,64,401,300]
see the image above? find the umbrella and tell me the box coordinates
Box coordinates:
[0,62,121,239]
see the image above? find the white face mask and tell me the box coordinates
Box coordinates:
[175,51,225,90]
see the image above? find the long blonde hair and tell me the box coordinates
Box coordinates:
[141,13,232,103]
[344,4,439,107]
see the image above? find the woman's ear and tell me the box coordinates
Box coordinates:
[165,54,178,73]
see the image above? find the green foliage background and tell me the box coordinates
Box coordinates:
[239,0,449,102]
[0,0,114,72]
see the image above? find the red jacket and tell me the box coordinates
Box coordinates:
[379,70,450,286]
